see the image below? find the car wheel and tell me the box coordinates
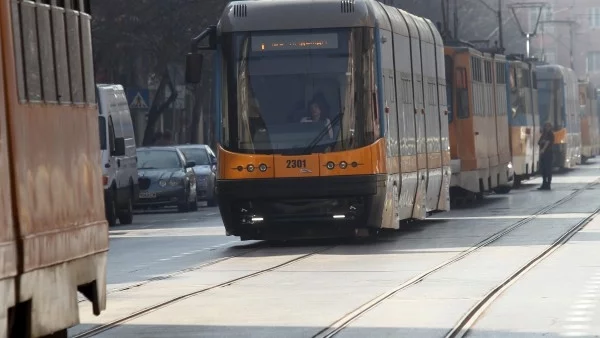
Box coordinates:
[106,192,117,226]
[118,195,134,224]
[178,188,191,213]
[493,186,512,194]
[178,202,189,213]
[189,195,199,211]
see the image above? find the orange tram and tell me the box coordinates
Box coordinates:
[1,0,107,337]
[579,80,600,163]
[187,0,451,240]
[187,0,597,241]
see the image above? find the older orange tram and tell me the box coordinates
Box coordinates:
[0,0,107,336]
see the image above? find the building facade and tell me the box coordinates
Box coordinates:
[521,0,600,85]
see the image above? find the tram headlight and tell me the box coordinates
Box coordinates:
[247,164,255,172]
[351,161,358,168]
[339,161,348,169]
[258,163,268,172]
[326,161,335,170]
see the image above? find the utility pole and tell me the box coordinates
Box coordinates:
[474,0,505,52]
[453,0,459,40]
[498,0,504,52]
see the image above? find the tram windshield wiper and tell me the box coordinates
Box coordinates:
[299,113,344,155]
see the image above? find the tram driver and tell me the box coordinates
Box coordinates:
[300,99,334,139]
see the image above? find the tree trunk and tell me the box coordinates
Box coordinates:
[142,69,178,146]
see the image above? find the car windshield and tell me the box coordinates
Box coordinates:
[98,116,106,150]
[137,149,181,169]
[179,147,210,165]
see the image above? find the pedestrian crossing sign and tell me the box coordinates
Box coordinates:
[130,92,149,109]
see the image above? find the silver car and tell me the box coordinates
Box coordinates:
[176,144,217,206]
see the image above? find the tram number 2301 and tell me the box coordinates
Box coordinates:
[286,159,307,168]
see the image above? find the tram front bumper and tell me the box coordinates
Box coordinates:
[216,175,386,238]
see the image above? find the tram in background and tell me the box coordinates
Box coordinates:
[506,56,539,186]
[536,64,581,169]
[444,45,513,204]
[0,0,107,336]
[578,80,600,162]
[186,0,451,240]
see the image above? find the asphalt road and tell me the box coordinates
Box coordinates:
[102,205,257,293]
[69,162,600,337]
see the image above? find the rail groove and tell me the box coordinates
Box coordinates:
[313,178,600,338]
[445,206,600,337]
[73,245,336,337]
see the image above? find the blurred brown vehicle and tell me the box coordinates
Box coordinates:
[0,0,108,337]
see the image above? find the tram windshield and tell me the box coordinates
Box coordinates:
[220,28,377,154]
[538,79,565,130]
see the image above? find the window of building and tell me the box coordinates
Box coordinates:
[588,52,600,72]
[591,8,600,28]
[539,6,554,34]
[544,51,556,64]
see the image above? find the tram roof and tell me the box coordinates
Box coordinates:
[217,0,438,42]
[536,63,576,79]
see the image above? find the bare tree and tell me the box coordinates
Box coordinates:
[91,0,226,146]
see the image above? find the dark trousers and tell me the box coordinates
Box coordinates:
[540,152,553,187]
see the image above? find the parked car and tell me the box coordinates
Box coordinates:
[176,144,218,206]
[97,84,139,226]
[135,147,198,212]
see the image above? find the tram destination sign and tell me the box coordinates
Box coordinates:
[251,33,339,51]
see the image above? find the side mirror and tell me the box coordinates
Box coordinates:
[185,53,203,84]
[211,164,217,173]
[185,161,196,168]
[114,137,126,156]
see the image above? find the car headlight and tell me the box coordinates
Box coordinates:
[169,178,183,186]
[158,179,167,187]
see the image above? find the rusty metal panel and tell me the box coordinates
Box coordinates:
[0,0,18,283]
[2,0,108,275]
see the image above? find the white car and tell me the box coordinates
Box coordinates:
[97,84,139,226]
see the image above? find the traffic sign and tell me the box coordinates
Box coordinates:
[126,89,150,110]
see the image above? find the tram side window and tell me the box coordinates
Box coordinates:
[11,0,94,105]
[455,68,469,119]
[495,62,506,115]
[16,1,42,102]
[485,61,492,84]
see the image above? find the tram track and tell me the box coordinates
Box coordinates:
[71,244,337,338]
[445,206,600,338]
[73,179,600,338]
[312,178,600,338]
[77,243,265,304]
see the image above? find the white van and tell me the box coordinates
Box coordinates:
[97,84,139,226]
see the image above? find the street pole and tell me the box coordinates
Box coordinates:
[498,0,504,52]
[508,2,547,59]
[453,0,459,40]
[569,24,574,71]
